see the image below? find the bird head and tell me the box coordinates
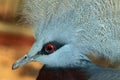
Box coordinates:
[12,25,90,69]
[12,0,91,70]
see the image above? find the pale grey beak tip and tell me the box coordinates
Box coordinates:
[12,63,19,70]
[12,54,35,70]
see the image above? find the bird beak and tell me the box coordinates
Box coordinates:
[12,54,34,70]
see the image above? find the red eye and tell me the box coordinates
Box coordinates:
[45,43,55,53]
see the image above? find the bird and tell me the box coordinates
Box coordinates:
[12,0,120,80]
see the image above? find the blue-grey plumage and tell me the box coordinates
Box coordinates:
[12,0,120,80]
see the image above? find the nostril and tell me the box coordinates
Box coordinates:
[24,55,27,59]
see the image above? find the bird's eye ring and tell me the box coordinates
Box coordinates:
[45,43,55,53]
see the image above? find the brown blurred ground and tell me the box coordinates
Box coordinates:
[0,0,42,80]
[0,0,20,22]
[0,22,43,80]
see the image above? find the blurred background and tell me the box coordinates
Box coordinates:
[0,0,120,80]
[0,0,42,80]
